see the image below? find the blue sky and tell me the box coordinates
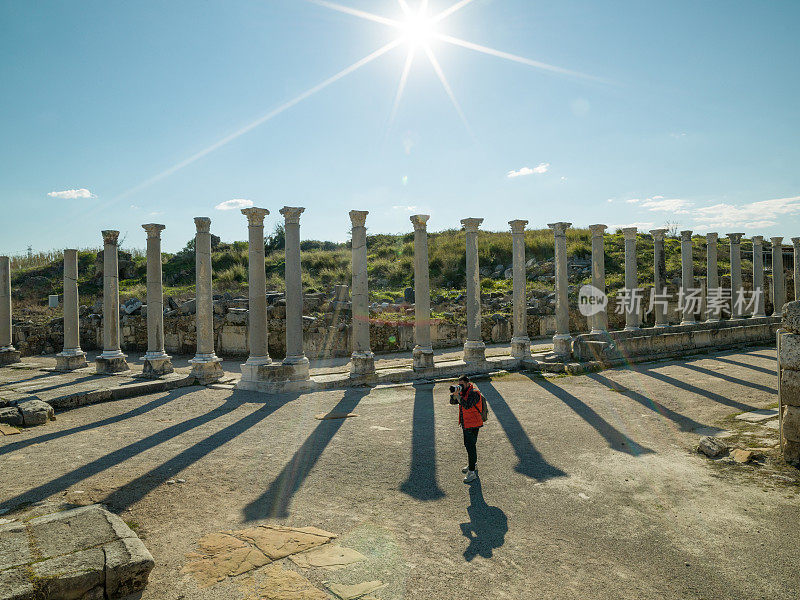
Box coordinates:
[2,0,799,253]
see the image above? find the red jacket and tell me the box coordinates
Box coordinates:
[458,383,484,429]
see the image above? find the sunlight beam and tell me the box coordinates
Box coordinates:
[432,0,476,24]
[422,44,474,138]
[307,0,400,28]
[437,33,606,83]
[116,39,403,201]
[387,48,416,134]
[396,0,411,15]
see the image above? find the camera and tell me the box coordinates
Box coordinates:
[449,384,463,395]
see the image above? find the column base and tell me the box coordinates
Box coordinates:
[142,354,174,378]
[680,320,698,326]
[95,355,130,374]
[510,337,531,359]
[0,348,21,366]
[704,318,720,323]
[654,321,671,328]
[350,352,375,377]
[189,355,224,384]
[590,328,608,335]
[752,313,766,319]
[624,325,640,331]
[412,346,435,370]
[552,333,572,358]
[463,340,486,364]
[237,360,315,392]
[55,350,88,371]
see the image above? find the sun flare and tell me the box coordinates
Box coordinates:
[400,9,436,47]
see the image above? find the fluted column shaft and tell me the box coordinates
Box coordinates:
[349,210,374,376]
[0,257,13,351]
[622,227,640,329]
[589,224,608,333]
[101,231,124,358]
[752,236,765,318]
[728,233,744,318]
[549,222,572,357]
[411,214,434,370]
[241,208,270,365]
[509,219,531,358]
[680,231,696,324]
[193,217,216,358]
[61,249,82,353]
[143,225,168,358]
[772,236,785,316]
[281,206,308,368]
[650,229,669,327]
[462,218,486,363]
[793,237,800,301]
[705,233,719,322]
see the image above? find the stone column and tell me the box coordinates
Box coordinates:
[411,214,435,370]
[239,207,271,389]
[728,233,744,318]
[772,236,786,317]
[622,227,640,330]
[680,230,696,325]
[281,206,310,380]
[349,210,375,377]
[141,224,173,377]
[509,219,531,358]
[189,217,223,383]
[705,233,720,322]
[462,218,486,363]
[56,249,87,371]
[589,224,608,333]
[549,222,572,358]
[650,229,669,327]
[0,257,20,366]
[96,230,129,373]
[793,237,800,302]
[751,236,766,318]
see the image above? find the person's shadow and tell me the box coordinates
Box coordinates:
[459,477,508,561]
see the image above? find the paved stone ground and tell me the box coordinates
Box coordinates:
[1,346,798,600]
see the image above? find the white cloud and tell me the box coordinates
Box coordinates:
[507,162,549,178]
[626,198,642,204]
[392,205,420,212]
[640,197,692,213]
[608,222,655,232]
[215,198,253,211]
[48,188,96,200]
[692,196,800,230]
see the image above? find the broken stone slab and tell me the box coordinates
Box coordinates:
[735,409,779,423]
[289,545,367,570]
[782,300,800,334]
[778,331,800,370]
[325,580,384,600]
[17,398,54,426]
[731,449,758,463]
[697,436,728,458]
[246,564,328,600]
[0,504,154,600]
[781,405,800,443]
[0,407,22,427]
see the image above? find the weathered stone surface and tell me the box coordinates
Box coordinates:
[289,545,366,570]
[233,525,336,560]
[731,449,756,463]
[735,409,779,423]
[782,300,800,333]
[246,564,327,600]
[17,399,54,426]
[325,580,384,600]
[697,436,728,458]
[0,407,22,427]
[104,537,158,598]
[780,369,800,406]
[781,405,800,443]
[782,438,800,464]
[778,331,800,370]
[30,547,105,599]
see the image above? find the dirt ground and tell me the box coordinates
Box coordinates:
[1,346,798,600]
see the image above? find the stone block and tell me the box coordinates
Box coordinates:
[104,536,156,598]
[782,439,800,465]
[142,357,174,378]
[17,399,54,426]
[95,356,130,374]
[30,547,106,599]
[56,352,88,371]
[190,359,224,384]
[179,299,196,315]
[0,407,23,427]
[698,435,728,458]
[778,331,800,370]
[780,369,800,406]
[781,405,800,443]
[782,300,800,334]
[0,349,21,366]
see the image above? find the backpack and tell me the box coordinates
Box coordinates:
[468,388,489,423]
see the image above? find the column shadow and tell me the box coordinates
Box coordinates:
[242,387,369,521]
[479,381,567,481]
[711,355,776,377]
[3,374,101,394]
[586,372,717,433]
[459,477,508,561]
[399,383,445,500]
[523,374,654,456]
[631,365,758,412]
[678,362,777,394]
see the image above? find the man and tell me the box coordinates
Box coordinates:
[450,374,484,483]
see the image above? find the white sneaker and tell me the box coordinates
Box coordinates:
[463,470,477,483]
[462,466,469,474]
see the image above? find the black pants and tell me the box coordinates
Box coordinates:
[463,427,480,471]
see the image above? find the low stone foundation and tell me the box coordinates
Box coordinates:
[777,302,800,465]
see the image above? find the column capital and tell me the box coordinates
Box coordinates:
[726,232,744,244]
[548,222,571,237]
[680,230,693,242]
[621,227,637,240]
[650,228,668,241]
[101,230,120,245]
[461,217,484,232]
[241,207,269,226]
[771,236,784,245]
[705,232,718,244]
[349,210,368,228]
[792,237,800,247]
[508,219,528,234]
[589,224,607,237]
[142,223,166,239]
[410,214,430,230]
[279,206,305,224]
[751,235,763,244]
[194,217,211,233]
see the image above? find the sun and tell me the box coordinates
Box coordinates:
[400,9,436,47]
